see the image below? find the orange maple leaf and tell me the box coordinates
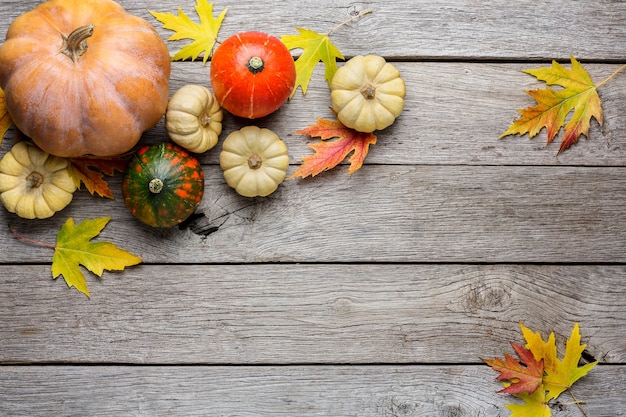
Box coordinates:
[69,155,130,199]
[290,118,376,178]
[501,56,603,154]
[0,87,13,147]
[482,342,545,395]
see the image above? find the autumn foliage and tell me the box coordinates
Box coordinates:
[68,155,130,199]
[281,27,344,97]
[484,342,544,395]
[149,0,227,64]
[501,57,603,154]
[483,323,597,416]
[290,118,377,178]
[10,217,141,298]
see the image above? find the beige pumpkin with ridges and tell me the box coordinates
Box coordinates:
[219,126,289,197]
[0,141,77,219]
[331,55,406,133]
[165,85,223,153]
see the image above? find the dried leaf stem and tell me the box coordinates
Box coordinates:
[568,388,589,417]
[8,225,55,249]
[327,9,373,36]
[596,62,626,88]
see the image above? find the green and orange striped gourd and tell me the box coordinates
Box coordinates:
[122,143,204,227]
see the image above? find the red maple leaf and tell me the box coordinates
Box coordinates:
[69,155,130,199]
[290,118,376,179]
[482,342,545,395]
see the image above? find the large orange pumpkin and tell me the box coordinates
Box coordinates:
[0,0,171,157]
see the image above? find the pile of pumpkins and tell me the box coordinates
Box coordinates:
[0,0,405,228]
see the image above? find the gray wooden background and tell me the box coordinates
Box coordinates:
[1,0,625,416]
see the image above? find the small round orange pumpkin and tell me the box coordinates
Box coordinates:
[0,0,171,157]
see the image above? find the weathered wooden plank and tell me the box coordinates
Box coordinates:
[1,3,623,416]
[2,165,626,263]
[1,264,622,364]
[1,0,626,61]
[162,61,625,166]
[3,61,624,165]
[0,364,622,416]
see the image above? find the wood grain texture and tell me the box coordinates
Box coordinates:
[2,165,626,263]
[0,264,622,364]
[138,61,626,166]
[0,1,624,416]
[0,365,623,417]
[2,0,626,61]
[3,61,626,166]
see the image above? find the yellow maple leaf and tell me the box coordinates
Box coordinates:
[0,87,13,148]
[506,383,551,417]
[149,0,227,64]
[501,56,602,154]
[521,322,597,401]
[281,28,344,98]
[52,217,142,298]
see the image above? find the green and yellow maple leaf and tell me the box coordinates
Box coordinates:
[52,217,142,298]
[521,322,597,401]
[281,28,344,97]
[149,0,227,64]
[501,56,603,154]
[0,87,13,148]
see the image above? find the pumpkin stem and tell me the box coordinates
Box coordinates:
[149,178,164,194]
[26,171,44,189]
[61,24,95,63]
[247,56,265,74]
[360,83,376,100]
[201,113,211,127]
[248,154,263,169]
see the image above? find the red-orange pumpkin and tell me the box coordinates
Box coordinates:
[210,31,296,119]
[0,0,171,157]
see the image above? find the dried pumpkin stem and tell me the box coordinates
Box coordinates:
[149,178,164,194]
[201,113,211,127]
[25,171,44,189]
[247,56,265,74]
[360,83,376,99]
[248,154,262,169]
[61,24,95,63]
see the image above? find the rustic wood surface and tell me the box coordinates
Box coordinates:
[1,0,625,416]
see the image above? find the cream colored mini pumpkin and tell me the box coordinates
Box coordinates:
[219,126,289,197]
[0,141,77,219]
[165,84,223,153]
[331,55,406,133]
